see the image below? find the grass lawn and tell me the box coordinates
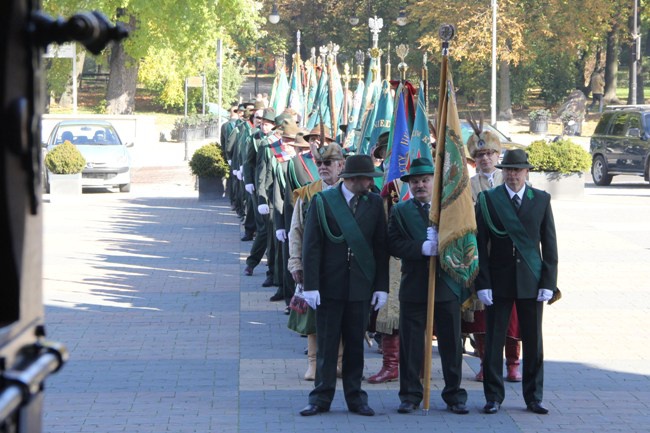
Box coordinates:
[614,86,650,102]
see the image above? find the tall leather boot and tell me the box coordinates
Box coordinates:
[474,333,486,382]
[367,333,399,383]
[505,337,522,382]
[304,334,317,381]
[336,339,344,378]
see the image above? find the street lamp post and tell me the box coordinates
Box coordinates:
[491,0,497,126]
[254,42,259,97]
[268,1,280,24]
[631,0,639,105]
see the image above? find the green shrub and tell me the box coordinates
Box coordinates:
[527,139,592,174]
[188,143,229,178]
[44,141,86,174]
[528,109,551,121]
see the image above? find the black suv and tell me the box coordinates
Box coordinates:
[590,106,650,185]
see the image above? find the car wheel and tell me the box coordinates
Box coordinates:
[591,155,612,186]
[119,183,131,193]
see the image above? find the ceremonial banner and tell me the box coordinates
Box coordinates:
[409,84,433,163]
[271,67,289,115]
[385,89,409,184]
[306,69,331,129]
[288,57,304,125]
[365,80,394,156]
[429,62,478,287]
[347,80,365,132]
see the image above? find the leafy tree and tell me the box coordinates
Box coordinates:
[43,0,262,114]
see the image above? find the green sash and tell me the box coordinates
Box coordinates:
[393,200,466,300]
[479,188,542,281]
[314,188,376,283]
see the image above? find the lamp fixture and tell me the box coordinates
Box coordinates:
[268,2,280,24]
[396,6,407,27]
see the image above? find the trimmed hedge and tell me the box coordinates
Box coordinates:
[527,139,592,174]
[188,143,229,178]
[44,140,86,174]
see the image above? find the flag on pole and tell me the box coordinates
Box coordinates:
[271,67,289,115]
[347,80,365,132]
[364,80,394,156]
[409,83,433,162]
[385,89,410,183]
[306,68,331,129]
[430,61,478,290]
[288,56,304,125]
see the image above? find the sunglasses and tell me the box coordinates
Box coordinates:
[316,160,333,167]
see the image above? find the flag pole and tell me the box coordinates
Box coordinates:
[422,24,455,415]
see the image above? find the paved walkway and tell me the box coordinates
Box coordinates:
[42,136,650,432]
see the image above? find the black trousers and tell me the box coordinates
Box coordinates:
[399,299,467,406]
[483,297,544,405]
[309,298,370,410]
[245,192,269,268]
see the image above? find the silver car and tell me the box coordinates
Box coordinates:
[43,120,133,192]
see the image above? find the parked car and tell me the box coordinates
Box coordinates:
[589,106,650,186]
[43,120,133,193]
[459,120,525,161]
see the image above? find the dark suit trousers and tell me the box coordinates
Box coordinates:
[399,299,467,406]
[309,298,370,410]
[245,193,268,268]
[483,297,544,404]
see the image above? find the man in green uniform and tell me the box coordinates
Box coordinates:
[475,149,558,415]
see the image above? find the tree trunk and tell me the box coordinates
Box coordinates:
[604,28,620,104]
[106,14,138,114]
[58,50,86,108]
[497,60,512,120]
[637,55,645,104]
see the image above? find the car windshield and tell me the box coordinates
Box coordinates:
[55,125,120,145]
[643,113,650,134]
[459,120,510,145]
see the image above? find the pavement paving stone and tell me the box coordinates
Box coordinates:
[41,139,650,432]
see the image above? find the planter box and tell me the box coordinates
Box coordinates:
[528,171,585,200]
[198,176,225,201]
[529,119,548,134]
[48,172,82,202]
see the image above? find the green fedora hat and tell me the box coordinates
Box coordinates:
[400,157,434,182]
[495,148,533,169]
[339,154,383,178]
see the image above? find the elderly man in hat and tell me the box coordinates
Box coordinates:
[287,140,345,381]
[388,158,469,415]
[464,130,522,383]
[475,149,558,415]
[299,155,389,417]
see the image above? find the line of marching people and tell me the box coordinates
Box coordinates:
[221,97,558,417]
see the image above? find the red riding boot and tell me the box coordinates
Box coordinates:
[367,333,399,383]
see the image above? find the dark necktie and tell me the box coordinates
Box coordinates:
[512,194,521,211]
[349,195,359,215]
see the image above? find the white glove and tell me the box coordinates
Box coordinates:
[236,169,243,180]
[258,204,270,215]
[232,169,239,177]
[371,291,388,311]
[245,183,255,194]
[275,229,287,242]
[477,289,493,306]
[537,288,553,302]
[421,240,438,256]
[302,290,321,310]
[426,226,438,242]
[227,159,232,166]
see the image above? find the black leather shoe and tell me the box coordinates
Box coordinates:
[243,266,253,276]
[261,276,274,287]
[527,401,549,414]
[483,401,500,414]
[241,232,254,241]
[397,401,419,414]
[447,403,469,414]
[349,404,374,416]
[269,293,284,302]
[299,404,327,416]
